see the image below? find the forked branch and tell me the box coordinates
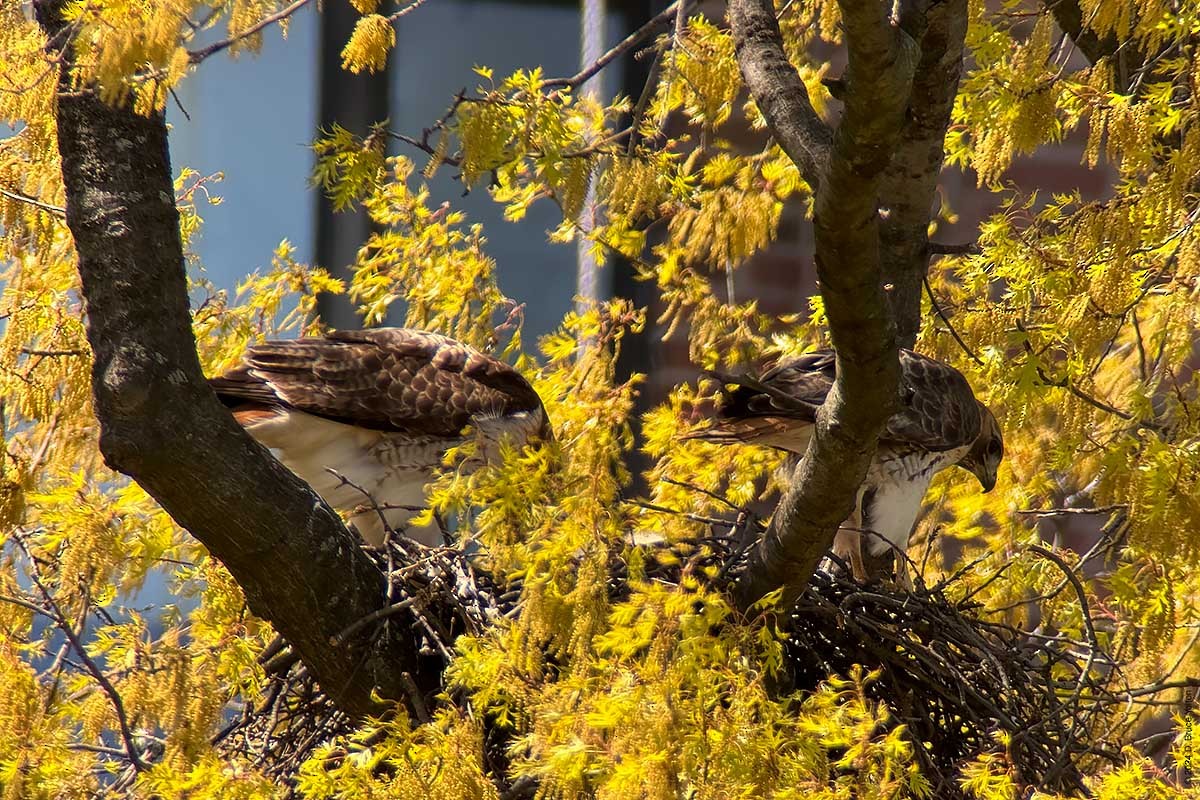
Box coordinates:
[728,0,935,610]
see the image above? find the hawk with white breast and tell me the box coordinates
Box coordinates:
[687,349,1003,586]
[210,328,551,547]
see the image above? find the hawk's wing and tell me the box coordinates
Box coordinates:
[209,328,548,439]
[687,349,980,453]
[681,351,831,450]
[886,349,981,452]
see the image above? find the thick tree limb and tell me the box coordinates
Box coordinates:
[34,0,424,721]
[730,0,919,610]
[879,0,969,348]
[727,0,832,189]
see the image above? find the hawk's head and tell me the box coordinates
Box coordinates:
[958,402,1004,493]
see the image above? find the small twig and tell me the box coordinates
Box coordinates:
[387,131,462,167]
[387,0,432,21]
[1017,504,1127,517]
[20,347,87,357]
[0,593,56,620]
[68,742,133,758]
[923,275,984,366]
[398,671,431,724]
[1027,545,1102,653]
[931,550,993,595]
[331,598,416,646]
[324,467,395,540]
[188,0,314,64]
[625,47,664,154]
[928,241,981,256]
[634,500,737,528]
[1016,321,1134,420]
[659,477,746,512]
[262,648,300,677]
[257,635,288,666]
[0,186,65,216]
[957,558,1019,606]
[543,1,691,90]
[1028,543,1105,781]
[169,87,191,121]
[13,539,147,772]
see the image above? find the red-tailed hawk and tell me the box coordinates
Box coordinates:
[210,328,551,547]
[686,349,1003,586]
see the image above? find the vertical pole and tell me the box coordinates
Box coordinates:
[575,0,607,321]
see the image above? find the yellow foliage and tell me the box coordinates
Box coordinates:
[2,0,1200,796]
[340,13,395,75]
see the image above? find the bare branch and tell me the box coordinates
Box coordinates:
[543,1,691,90]
[727,0,832,189]
[188,0,315,64]
[20,347,87,357]
[0,185,65,216]
[1042,0,1118,67]
[14,537,147,772]
[923,275,983,365]
[1016,322,1134,420]
[387,0,433,22]
[333,598,417,646]
[929,240,981,256]
[1042,0,1156,94]
[1018,504,1127,517]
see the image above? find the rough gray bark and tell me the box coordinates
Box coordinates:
[880,0,968,349]
[728,0,967,610]
[34,0,423,721]
[727,0,832,189]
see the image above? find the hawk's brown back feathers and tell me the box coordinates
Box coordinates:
[210,328,550,547]
[692,349,982,453]
[210,328,549,439]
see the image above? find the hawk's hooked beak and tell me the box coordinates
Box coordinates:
[977,472,996,494]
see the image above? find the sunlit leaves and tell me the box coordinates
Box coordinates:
[340,13,394,74]
[3,0,1200,795]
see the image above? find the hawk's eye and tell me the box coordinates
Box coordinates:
[987,440,1001,457]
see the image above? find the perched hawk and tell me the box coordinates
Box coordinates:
[687,349,1003,586]
[210,328,551,547]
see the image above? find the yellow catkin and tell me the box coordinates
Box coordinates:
[340,13,395,74]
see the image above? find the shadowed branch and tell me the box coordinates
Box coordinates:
[33,0,426,722]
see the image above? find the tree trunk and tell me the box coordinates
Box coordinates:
[728,0,969,608]
[34,0,425,721]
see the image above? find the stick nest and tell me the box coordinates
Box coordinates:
[215,527,1150,798]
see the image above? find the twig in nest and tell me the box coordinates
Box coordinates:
[331,598,416,646]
